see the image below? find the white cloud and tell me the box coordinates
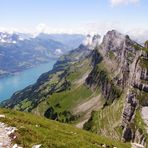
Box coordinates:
[0,22,147,44]
[83,22,123,36]
[80,23,148,44]
[36,23,74,34]
[110,0,140,6]
[35,23,91,35]
[35,22,122,36]
[0,27,16,34]
[127,28,148,44]
[0,27,31,34]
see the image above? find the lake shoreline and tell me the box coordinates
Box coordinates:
[0,60,58,80]
[0,60,56,102]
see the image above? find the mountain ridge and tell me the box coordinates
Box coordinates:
[2,30,148,147]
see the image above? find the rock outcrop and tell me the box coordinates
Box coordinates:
[122,92,138,142]
[0,121,18,147]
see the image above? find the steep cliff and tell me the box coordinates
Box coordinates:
[84,30,148,147]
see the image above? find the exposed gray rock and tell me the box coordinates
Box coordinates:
[0,121,17,147]
[122,93,137,127]
[121,92,139,143]
[86,30,148,146]
[141,107,148,133]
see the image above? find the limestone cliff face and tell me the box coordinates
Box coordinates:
[121,43,148,146]
[133,50,148,94]
[86,30,139,103]
[121,92,138,142]
[85,30,148,146]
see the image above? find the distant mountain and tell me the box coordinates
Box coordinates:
[37,33,85,49]
[0,32,31,44]
[0,32,21,44]
[0,32,85,77]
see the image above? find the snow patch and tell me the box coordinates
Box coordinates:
[55,49,63,55]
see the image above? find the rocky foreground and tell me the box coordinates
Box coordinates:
[0,116,17,148]
[0,115,42,148]
[0,118,144,148]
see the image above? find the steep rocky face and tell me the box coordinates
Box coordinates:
[119,42,148,146]
[122,92,138,141]
[133,52,148,94]
[122,93,138,128]
[86,63,122,104]
[86,30,139,103]
[85,30,148,146]
[99,30,139,88]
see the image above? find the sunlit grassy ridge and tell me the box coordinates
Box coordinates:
[0,108,130,148]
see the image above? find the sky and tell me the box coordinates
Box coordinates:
[0,0,147,41]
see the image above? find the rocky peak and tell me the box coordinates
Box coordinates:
[99,30,137,56]
[86,31,148,146]
[100,30,125,51]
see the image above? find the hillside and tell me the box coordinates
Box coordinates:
[2,43,96,123]
[0,108,130,148]
[2,30,148,147]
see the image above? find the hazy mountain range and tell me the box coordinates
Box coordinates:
[0,32,85,77]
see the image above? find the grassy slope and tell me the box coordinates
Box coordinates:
[32,58,95,121]
[84,96,125,141]
[32,84,93,122]
[0,108,130,148]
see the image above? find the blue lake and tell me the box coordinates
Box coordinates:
[0,60,56,101]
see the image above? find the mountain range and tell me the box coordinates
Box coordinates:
[0,32,85,77]
[1,30,148,147]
